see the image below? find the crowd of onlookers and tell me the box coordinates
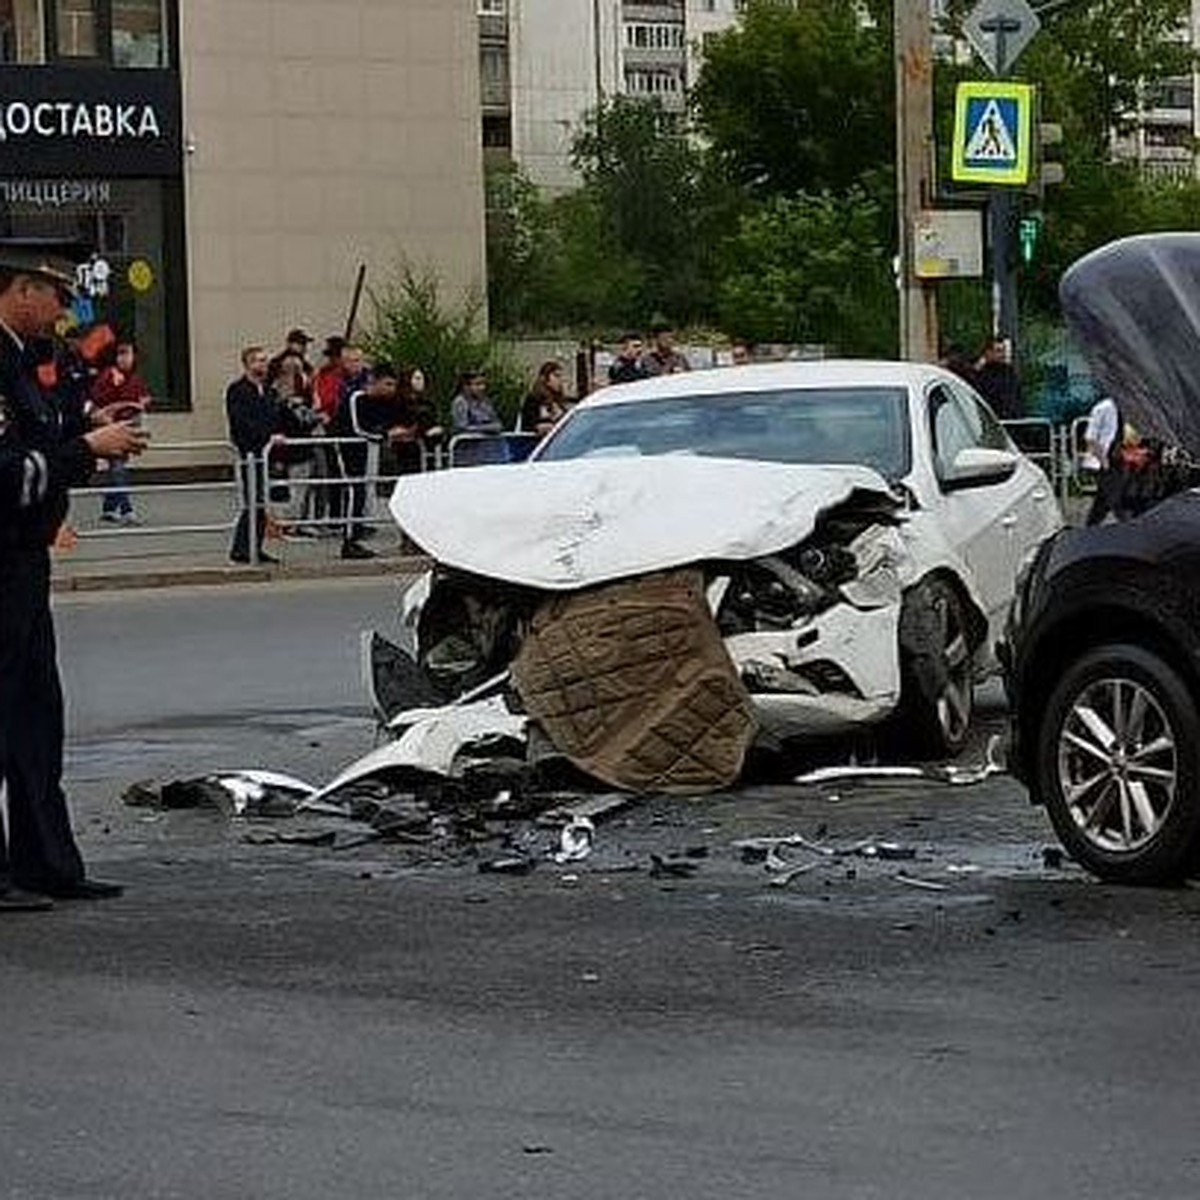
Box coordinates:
[222,327,583,563]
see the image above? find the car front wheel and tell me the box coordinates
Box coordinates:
[1035,644,1200,884]
[896,577,975,758]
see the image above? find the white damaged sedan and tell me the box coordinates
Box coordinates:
[372,361,1060,794]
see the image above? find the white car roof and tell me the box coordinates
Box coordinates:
[581,360,947,409]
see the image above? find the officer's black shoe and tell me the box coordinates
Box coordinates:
[341,540,376,560]
[40,879,124,901]
[0,887,53,912]
[258,552,280,565]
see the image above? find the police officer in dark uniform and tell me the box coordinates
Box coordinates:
[0,241,147,912]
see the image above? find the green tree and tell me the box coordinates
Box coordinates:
[569,95,726,325]
[692,0,894,198]
[1024,0,1194,161]
[484,160,553,333]
[366,264,525,424]
[716,187,898,356]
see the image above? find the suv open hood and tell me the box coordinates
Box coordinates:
[1061,233,1200,455]
[390,456,899,590]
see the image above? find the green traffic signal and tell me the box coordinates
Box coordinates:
[1019,214,1043,264]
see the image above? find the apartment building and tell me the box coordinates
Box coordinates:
[0,0,486,445]
[481,0,741,191]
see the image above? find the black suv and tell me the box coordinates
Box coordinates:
[1005,234,1200,884]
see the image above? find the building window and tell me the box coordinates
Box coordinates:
[624,22,685,50]
[477,0,505,12]
[479,45,509,108]
[54,0,97,57]
[0,0,44,62]
[482,114,511,148]
[624,67,683,95]
[112,0,163,67]
[46,0,169,66]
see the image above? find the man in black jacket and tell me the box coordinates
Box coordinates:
[226,345,283,564]
[0,242,147,910]
[330,361,400,560]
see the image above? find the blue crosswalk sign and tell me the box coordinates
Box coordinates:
[952,82,1034,185]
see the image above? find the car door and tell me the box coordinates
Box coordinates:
[949,378,1062,567]
[923,381,1030,631]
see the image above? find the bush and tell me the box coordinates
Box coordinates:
[365,264,527,426]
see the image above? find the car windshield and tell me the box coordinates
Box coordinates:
[535,387,912,479]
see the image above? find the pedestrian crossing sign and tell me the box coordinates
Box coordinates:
[951,81,1034,186]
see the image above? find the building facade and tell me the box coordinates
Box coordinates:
[482,0,740,192]
[0,0,487,446]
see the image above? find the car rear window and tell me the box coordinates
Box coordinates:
[535,387,911,479]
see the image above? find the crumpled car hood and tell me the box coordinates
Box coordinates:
[391,457,900,590]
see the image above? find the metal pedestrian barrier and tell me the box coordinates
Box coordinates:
[261,433,392,553]
[65,419,1101,572]
[72,438,243,547]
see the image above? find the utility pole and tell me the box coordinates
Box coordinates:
[986,31,1019,350]
[894,0,939,362]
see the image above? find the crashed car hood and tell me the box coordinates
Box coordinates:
[391,457,899,589]
[1061,233,1200,455]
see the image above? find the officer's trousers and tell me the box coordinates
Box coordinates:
[0,549,86,891]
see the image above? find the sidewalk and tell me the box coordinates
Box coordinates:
[52,479,427,592]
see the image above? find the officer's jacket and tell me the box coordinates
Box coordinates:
[0,327,95,553]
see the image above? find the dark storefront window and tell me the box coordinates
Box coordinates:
[0,0,45,62]
[46,0,168,66]
[0,178,184,405]
[0,0,188,406]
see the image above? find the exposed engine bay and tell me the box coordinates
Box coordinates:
[370,492,911,794]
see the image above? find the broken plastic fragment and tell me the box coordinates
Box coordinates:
[554,816,595,864]
[893,873,949,892]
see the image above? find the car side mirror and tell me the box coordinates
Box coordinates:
[943,446,1019,490]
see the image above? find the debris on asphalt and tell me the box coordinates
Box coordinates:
[124,770,317,817]
[767,860,821,888]
[241,827,339,848]
[554,816,595,864]
[861,842,917,862]
[893,873,950,893]
[794,735,1007,789]
[478,856,538,876]
[649,853,700,879]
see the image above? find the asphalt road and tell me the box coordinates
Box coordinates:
[3,580,1199,1200]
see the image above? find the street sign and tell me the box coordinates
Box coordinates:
[914,210,984,279]
[963,0,1040,75]
[951,81,1035,186]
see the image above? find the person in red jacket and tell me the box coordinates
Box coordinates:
[90,339,151,524]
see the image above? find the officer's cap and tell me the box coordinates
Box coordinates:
[0,237,82,294]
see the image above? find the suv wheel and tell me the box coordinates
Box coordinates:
[1036,644,1200,884]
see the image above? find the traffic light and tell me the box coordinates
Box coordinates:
[1019,212,1043,265]
[1038,122,1064,189]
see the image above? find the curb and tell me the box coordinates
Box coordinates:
[52,555,432,594]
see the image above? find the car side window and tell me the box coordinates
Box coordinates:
[949,380,1011,451]
[928,384,982,479]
